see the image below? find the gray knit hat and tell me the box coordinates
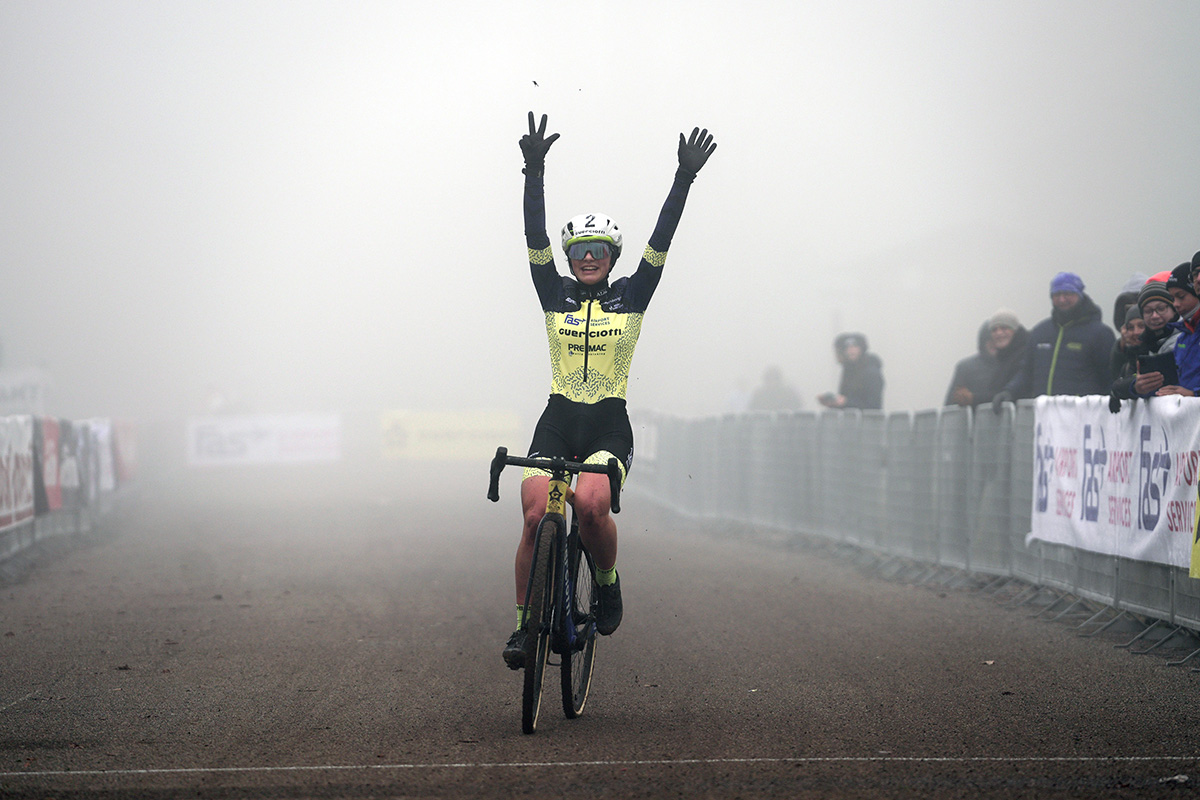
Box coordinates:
[987,309,1020,332]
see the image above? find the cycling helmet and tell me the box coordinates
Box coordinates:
[561,213,623,263]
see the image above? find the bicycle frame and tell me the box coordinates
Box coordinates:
[488,446,620,732]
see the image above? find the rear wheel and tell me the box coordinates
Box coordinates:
[522,518,556,734]
[561,529,598,719]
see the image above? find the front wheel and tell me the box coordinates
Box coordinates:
[561,530,598,719]
[522,518,556,734]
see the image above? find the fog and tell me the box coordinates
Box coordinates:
[4,1,1200,428]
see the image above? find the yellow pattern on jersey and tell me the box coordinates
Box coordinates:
[544,301,645,403]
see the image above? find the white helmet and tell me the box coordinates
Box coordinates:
[561,213,623,263]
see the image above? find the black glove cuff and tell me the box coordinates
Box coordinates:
[674,166,697,184]
[522,161,545,178]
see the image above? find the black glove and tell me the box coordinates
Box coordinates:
[677,126,717,179]
[1108,394,1122,414]
[519,112,559,176]
[992,391,1013,415]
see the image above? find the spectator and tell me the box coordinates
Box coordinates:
[1155,261,1200,397]
[818,332,883,410]
[747,366,803,412]
[1112,279,1178,404]
[944,309,1028,407]
[993,271,1115,411]
[1111,272,1149,333]
[1109,304,1145,384]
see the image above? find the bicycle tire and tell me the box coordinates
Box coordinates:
[561,529,598,719]
[522,517,556,734]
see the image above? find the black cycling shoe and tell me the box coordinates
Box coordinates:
[594,573,623,635]
[503,629,531,670]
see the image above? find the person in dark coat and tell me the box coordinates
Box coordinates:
[944,309,1029,407]
[1109,304,1146,384]
[993,272,1116,410]
[818,332,884,410]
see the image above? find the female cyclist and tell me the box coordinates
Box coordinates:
[503,112,716,668]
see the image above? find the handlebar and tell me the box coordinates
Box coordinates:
[487,446,622,514]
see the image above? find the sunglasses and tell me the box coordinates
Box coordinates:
[567,241,611,261]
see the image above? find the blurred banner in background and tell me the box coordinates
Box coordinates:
[380,410,520,462]
[186,414,342,466]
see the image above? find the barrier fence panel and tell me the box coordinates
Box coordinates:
[935,407,972,571]
[910,410,940,565]
[854,411,888,551]
[789,413,819,535]
[1010,402,1040,584]
[968,404,1013,577]
[882,412,916,559]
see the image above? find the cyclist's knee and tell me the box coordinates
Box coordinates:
[572,490,610,528]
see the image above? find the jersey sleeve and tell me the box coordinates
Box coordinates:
[524,170,562,309]
[623,169,695,308]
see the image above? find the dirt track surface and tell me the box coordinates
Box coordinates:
[2,475,1200,799]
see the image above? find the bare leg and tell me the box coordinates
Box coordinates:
[515,476,549,603]
[572,472,617,570]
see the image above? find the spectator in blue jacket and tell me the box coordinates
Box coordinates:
[1155,261,1200,397]
[993,272,1115,411]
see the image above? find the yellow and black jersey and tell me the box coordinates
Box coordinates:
[523,170,693,405]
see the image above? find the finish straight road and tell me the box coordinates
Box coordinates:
[1,470,1199,798]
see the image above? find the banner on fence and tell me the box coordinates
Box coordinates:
[1030,395,1200,569]
[0,416,35,531]
[380,410,521,461]
[186,414,342,466]
[34,417,62,512]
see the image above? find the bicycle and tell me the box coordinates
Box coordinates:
[487,446,622,734]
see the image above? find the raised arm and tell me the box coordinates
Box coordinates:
[645,126,717,257]
[520,111,559,248]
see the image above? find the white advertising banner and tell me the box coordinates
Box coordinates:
[0,416,35,531]
[1030,395,1200,568]
[187,414,342,466]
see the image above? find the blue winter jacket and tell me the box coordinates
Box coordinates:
[1169,305,1200,393]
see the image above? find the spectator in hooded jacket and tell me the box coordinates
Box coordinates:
[993,272,1115,411]
[818,332,884,410]
[1112,272,1149,334]
[944,309,1028,407]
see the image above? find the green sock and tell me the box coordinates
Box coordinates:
[516,604,526,630]
[594,565,617,587]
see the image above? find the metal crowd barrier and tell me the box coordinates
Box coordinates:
[630,400,1200,638]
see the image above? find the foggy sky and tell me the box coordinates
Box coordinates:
[3,1,1199,423]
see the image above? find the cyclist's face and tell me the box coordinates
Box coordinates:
[570,252,612,285]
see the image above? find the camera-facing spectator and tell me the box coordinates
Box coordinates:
[818,332,884,411]
[1109,304,1146,384]
[944,309,1028,407]
[993,272,1115,412]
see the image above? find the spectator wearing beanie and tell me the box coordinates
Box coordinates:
[1155,262,1200,397]
[1118,279,1181,401]
[993,271,1116,411]
[1109,304,1145,384]
[944,309,1028,407]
